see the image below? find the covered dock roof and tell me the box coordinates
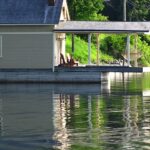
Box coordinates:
[54,21,150,33]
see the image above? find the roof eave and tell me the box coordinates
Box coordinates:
[53,29,149,34]
[0,24,56,26]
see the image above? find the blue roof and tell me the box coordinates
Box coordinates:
[0,0,63,24]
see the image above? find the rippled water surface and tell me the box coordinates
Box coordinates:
[0,73,150,150]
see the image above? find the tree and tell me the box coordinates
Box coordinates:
[103,0,150,21]
[127,0,150,21]
[103,0,123,21]
[67,0,107,21]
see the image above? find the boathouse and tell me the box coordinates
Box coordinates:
[0,0,70,69]
[0,0,150,83]
[0,0,150,70]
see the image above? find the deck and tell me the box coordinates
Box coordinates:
[55,66,144,73]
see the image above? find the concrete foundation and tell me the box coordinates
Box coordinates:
[0,66,148,83]
[0,69,108,83]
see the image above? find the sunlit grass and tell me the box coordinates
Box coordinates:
[66,35,114,64]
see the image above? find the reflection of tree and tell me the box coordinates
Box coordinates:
[53,93,83,150]
[52,73,150,150]
[110,72,150,149]
[122,94,150,148]
[69,95,107,150]
[110,73,142,94]
[140,73,150,146]
[122,95,141,148]
[52,93,107,150]
[119,73,143,147]
[142,96,150,138]
[142,73,150,90]
[52,75,150,150]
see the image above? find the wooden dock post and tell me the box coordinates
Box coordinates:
[134,34,138,67]
[88,34,92,65]
[72,33,75,55]
[96,34,100,65]
[127,34,131,66]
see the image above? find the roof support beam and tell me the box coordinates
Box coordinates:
[96,34,100,65]
[72,33,75,55]
[134,34,138,67]
[52,33,56,72]
[127,34,131,66]
[88,34,92,65]
[123,0,127,21]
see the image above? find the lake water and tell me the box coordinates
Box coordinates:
[0,73,150,150]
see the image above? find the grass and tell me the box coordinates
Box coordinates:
[66,35,114,64]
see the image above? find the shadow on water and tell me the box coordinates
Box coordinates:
[0,73,150,150]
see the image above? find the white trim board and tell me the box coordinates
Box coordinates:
[0,24,55,26]
[0,32,53,35]
[0,36,2,57]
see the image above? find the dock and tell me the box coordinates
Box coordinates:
[0,66,148,83]
[55,66,144,73]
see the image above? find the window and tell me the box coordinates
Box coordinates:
[48,0,55,6]
[0,36,2,57]
[63,7,66,19]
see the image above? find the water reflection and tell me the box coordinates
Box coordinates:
[0,99,3,137]
[0,73,149,150]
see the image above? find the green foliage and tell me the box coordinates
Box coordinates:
[100,34,150,66]
[103,0,123,21]
[66,34,150,66]
[127,0,150,21]
[66,35,114,64]
[103,0,150,21]
[137,35,150,66]
[66,0,150,66]
[141,34,150,45]
[67,0,107,21]
[100,34,126,58]
[142,73,150,90]
[71,145,103,150]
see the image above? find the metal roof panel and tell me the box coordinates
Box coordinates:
[0,0,63,24]
[54,21,150,33]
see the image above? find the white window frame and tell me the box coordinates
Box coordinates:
[0,36,2,57]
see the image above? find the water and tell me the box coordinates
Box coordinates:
[0,73,150,150]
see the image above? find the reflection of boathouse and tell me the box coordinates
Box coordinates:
[52,84,109,149]
[0,78,150,149]
[0,99,3,136]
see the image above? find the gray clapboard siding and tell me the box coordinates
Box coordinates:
[0,34,53,68]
